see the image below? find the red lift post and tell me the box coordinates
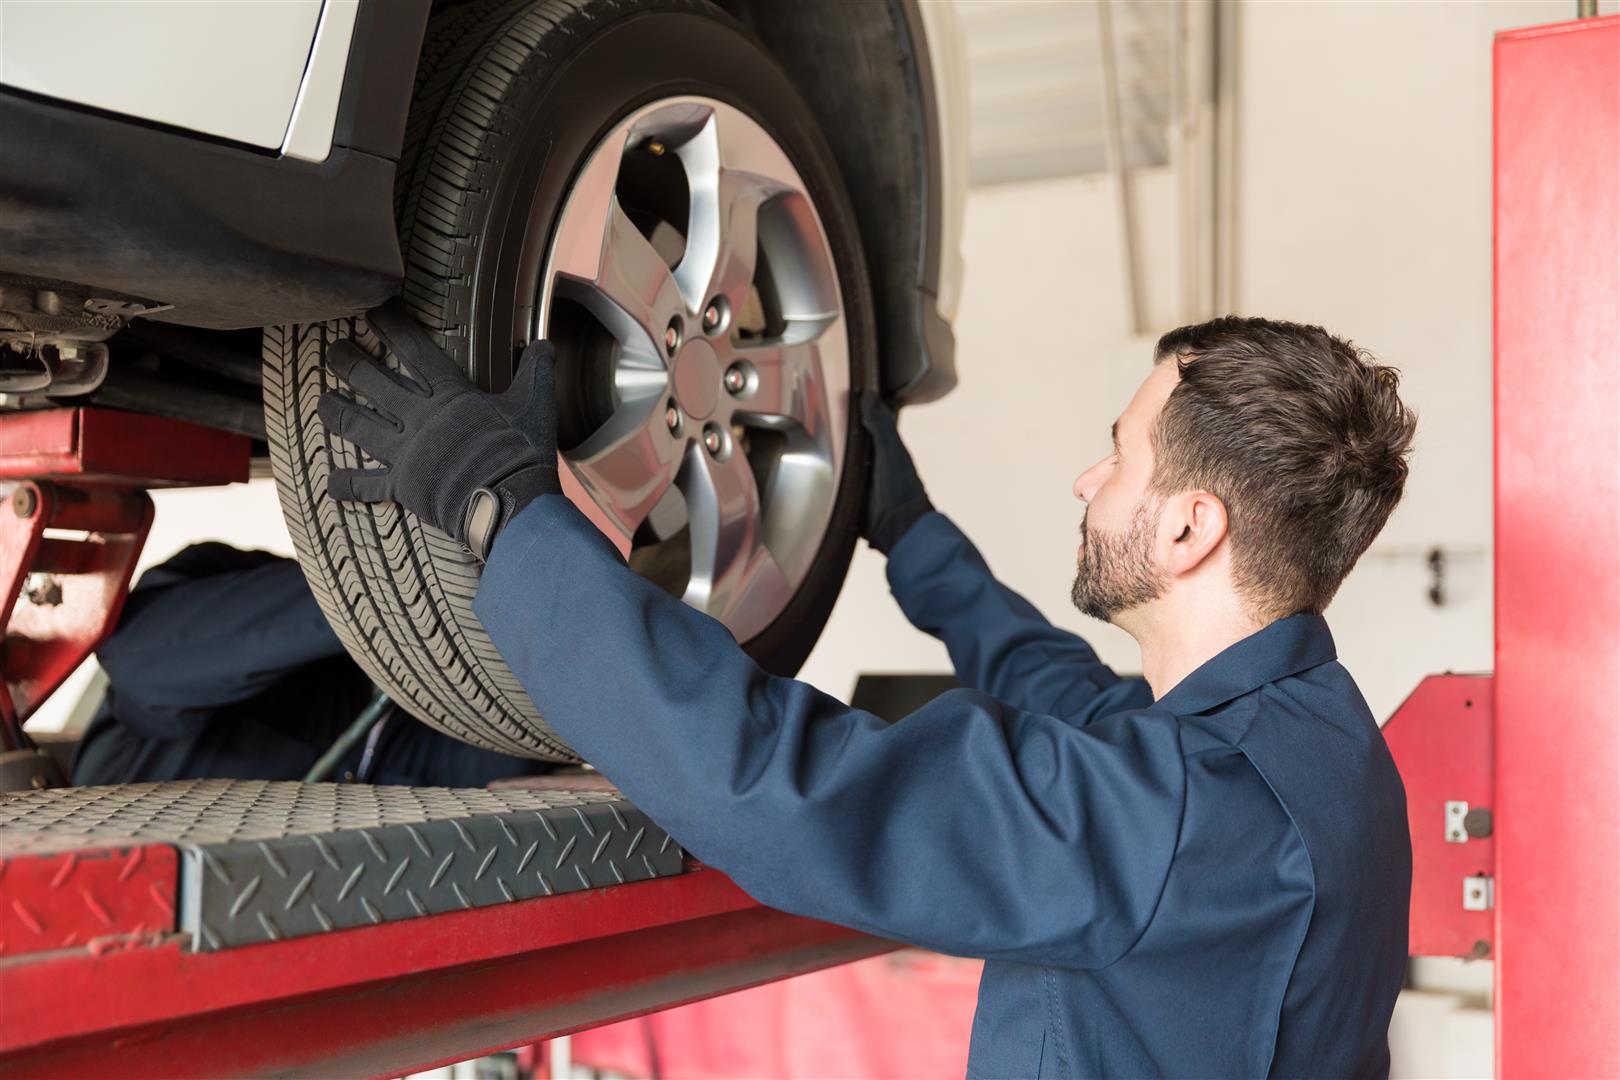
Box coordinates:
[1493,14,1618,1075]
[1384,12,1619,1077]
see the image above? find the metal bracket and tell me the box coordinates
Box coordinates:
[1445,800,1469,843]
[1464,875,1495,912]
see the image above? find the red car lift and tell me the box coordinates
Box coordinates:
[1382,12,1619,1077]
[0,407,889,1078]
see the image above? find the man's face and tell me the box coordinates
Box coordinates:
[1069,363,1180,622]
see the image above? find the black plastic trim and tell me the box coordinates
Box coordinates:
[893,0,958,406]
[333,0,431,159]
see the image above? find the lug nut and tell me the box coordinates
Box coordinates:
[664,320,681,356]
[665,403,682,433]
[703,302,723,331]
[703,428,724,456]
[723,365,747,394]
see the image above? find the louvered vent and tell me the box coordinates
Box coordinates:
[960,0,1174,186]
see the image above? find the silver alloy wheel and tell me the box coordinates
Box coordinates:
[537,97,851,643]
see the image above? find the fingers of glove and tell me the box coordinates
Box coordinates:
[326,339,420,410]
[318,390,402,459]
[500,340,559,464]
[327,466,395,505]
[365,299,468,390]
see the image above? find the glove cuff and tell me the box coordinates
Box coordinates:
[868,493,934,556]
[464,463,563,561]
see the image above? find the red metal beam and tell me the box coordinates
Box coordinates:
[0,408,250,488]
[1494,14,1620,1076]
[0,868,892,1078]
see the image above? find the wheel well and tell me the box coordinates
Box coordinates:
[420,0,954,403]
[712,0,953,403]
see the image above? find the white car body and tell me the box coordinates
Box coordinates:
[0,0,966,342]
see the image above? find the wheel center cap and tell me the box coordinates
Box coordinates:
[671,337,722,420]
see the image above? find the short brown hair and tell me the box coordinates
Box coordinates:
[1150,316,1417,618]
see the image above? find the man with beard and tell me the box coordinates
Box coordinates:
[322,306,1417,1078]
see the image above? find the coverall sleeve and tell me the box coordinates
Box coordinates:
[475,497,1186,967]
[95,558,350,740]
[886,512,1151,723]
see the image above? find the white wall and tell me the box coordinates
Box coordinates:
[806,0,1612,723]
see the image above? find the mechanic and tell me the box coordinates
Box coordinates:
[72,541,555,788]
[320,301,1416,1078]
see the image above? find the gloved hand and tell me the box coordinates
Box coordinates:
[318,300,562,561]
[858,391,934,555]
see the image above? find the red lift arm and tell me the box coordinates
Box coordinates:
[0,409,247,756]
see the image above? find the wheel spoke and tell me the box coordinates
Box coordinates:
[678,172,766,314]
[550,125,685,352]
[675,108,800,312]
[565,404,684,544]
[732,336,829,437]
[681,445,791,634]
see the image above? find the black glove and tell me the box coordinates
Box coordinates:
[858,391,933,555]
[317,300,562,561]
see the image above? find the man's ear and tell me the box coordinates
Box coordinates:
[1160,490,1228,576]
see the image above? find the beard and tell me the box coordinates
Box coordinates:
[1070,500,1169,622]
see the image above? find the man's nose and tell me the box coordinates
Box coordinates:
[1074,460,1105,501]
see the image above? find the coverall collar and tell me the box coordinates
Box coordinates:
[1152,612,1337,715]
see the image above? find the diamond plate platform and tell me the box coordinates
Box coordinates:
[0,780,685,950]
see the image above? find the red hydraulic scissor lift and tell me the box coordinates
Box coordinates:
[0,408,890,1078]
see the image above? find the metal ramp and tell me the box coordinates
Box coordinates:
[0,779,888,1077]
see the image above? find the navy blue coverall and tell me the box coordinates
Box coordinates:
[476,499,1412,1078]
[72,543,553,789]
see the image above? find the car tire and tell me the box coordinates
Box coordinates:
[263,0,876,760]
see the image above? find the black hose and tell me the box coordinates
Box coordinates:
[304,691,393,783]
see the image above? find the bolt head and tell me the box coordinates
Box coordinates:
[704,304,721,330]
[724,366,746,394]
[664,324,680,354]
[703,429,723,455]
[665,405,681,432]
[11,486,37,518]
[647,140,667,156]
